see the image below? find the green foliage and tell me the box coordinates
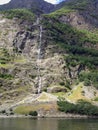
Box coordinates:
[43,88,47,92]
[66,0,89,10]
[94,97,98,101]
[43,15,98,45]
[57,99,98,116]
[47,8,75,18]
[0,74,13,79]
[59,81,71,89]
[1,110,6,114]
[84,79,91,86]
[0,48,12,64]
[0,58,10,64]
[59,82,65,86]
[43,6,98,90]
[10,112,14,115]
[1,9,35,22]
[79,72,98,88]
[46,0,89,18]
[65,80,71,89]
[66,55,98,69]
[43,12,98,89]
[29,111,38,116]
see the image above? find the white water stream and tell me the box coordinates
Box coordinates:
[37,23,43,94]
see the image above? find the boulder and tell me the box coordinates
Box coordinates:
[47,86,67,93]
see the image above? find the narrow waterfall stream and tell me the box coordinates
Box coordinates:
[37,23,43,94]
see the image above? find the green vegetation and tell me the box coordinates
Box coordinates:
[58,99,98,116]
[1,9,35,22]
[0,48,12,64]
[59,81,71,90]
[0,73,13,79]
[94,97,98,101]
[59,82,65,86]
[43,16,98,45]
[47,7,75,18]
[14,105,36,114]
[66,0,89,10]
[1,110,6,114]
[46,0,90,18]
[29,111,38,116]
[79,72,98,89]
[43,8,98,88]
[66,55,98,69]
[66,83,85,101]
[14,103,57,115]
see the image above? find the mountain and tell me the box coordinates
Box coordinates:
[0,0,54,14]
[0,0,98,116]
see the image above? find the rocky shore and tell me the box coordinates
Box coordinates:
[0,113,98,119]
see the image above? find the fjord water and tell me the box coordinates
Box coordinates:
[0,118,98,130]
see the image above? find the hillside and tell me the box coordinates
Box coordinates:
[43,0,98,88]
[0,0,54,14]
[0,0,98,116]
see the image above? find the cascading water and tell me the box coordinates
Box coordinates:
[37,24,43,94]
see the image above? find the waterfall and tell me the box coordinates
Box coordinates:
[37,24,43,94]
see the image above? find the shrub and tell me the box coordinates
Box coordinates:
[0,74,13,79]
[84,79,91,86]
[57,99,98,116]
[65,80,71,89]
[1,110,6,114]
[59,82,65,86]
[10,112,14,115]
[79,72,98,89]
[43,88,47,92]
[29,111,38,116]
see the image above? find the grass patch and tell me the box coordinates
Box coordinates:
[53,92,66,97]
[67,83,85,101]
[38,93,49,100]
[14,105,37,114]
[94,97,98,101]
[14,103,57,114]
[13,55,27,63]
[0,64,14,68]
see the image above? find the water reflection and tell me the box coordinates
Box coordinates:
[0,118,98,130]
[58,119,98,130]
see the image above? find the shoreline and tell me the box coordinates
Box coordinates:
[0,114,98,119]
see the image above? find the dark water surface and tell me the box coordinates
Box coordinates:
[0,118,98,130]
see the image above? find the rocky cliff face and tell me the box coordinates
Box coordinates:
[0,11,70,104]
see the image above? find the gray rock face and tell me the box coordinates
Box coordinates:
[0,15,68,101]
[59,11,98,30]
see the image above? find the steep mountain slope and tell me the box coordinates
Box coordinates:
[54,0,98,28]
[0,0,98,116]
